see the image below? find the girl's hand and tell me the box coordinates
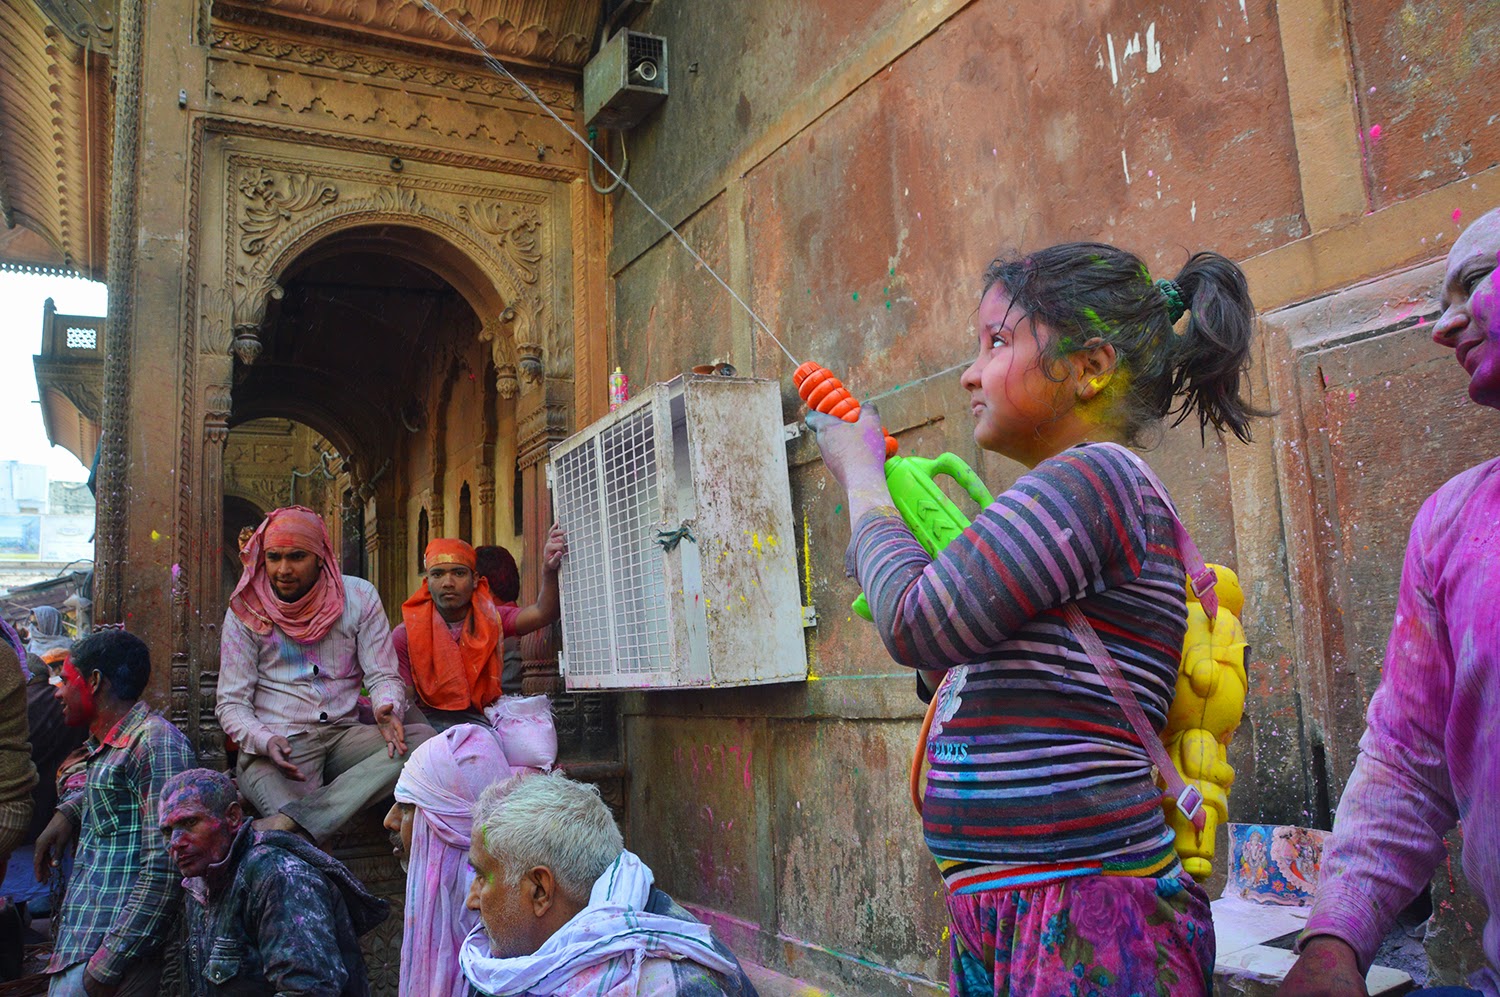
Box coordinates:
[807,406,889,497]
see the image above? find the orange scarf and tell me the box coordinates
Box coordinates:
[402,541,503,712]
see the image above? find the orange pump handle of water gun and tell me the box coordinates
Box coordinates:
[794,362,898,458]
[910,685,940,816]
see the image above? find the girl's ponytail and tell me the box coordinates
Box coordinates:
[1167,251,1263,444]
[982,242,1269,447]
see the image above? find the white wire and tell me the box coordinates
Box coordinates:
[419,1,800,366]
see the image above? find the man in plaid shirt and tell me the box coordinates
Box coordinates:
[33,628,196,996]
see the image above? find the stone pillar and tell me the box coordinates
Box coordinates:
[195,364,233,769]
[94,0,207,714]
[515,376,570,694]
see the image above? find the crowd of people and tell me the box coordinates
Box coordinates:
[0,208,1497,996]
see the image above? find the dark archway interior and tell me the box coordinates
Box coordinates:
[221,493,265,606]
[232,231,481,476]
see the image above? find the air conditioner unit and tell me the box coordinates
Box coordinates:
[583,29,668,131]
[548,375,808,690]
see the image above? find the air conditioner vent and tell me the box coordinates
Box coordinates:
[583,29,668,131]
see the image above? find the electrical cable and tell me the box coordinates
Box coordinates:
[587,128,626,196]
[417,1,800,366]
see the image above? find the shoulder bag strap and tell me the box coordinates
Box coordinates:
[1063,442,1212,830]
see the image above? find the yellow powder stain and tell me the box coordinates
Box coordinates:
[801,513,819,681]
[150,530,162,542]
[749,533,764,556]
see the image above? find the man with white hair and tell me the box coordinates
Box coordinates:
[461,772,758,997]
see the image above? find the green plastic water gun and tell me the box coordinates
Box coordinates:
[852,452,994,620]
[791,361,994,620]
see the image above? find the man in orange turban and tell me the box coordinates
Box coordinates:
[393,527,565,730]
[217,506,436,843]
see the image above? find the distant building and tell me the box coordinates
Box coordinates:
[0,462,94,599]
[49,480,95,516]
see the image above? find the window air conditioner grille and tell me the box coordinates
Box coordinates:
[600,406,671,673]
[554,403,672,679]
[553,441,612,678]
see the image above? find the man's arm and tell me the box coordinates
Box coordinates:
[1292,508,1458,981]
[88,724,197,986]
[508,524,565,637]
[216,610,275,757]
[245,852,350,997]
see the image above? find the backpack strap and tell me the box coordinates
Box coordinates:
[1062,442,1214,831]
[1093,443,1219,620]
[1059,602,1205,831]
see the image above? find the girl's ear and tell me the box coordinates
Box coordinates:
[1073,340,1118,401]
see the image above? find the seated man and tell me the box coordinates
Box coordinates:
[383,724,513,997]
[218,505,434,843]
[393,532,564,730]
[461,772,758,997]
[34,628,196,996]
[160,768,387,996]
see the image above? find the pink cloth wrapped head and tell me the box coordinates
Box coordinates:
[393,723,513,997]
[228,506,346,643]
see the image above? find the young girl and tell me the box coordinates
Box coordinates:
[809,242,1262,996]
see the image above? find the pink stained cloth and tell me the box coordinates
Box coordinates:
[229,506,346,644]
[1304,456,1500,993]
[393,723,514,997]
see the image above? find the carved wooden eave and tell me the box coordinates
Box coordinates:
[0,0,113,279]
[33,300,104,467]
[212,0,601,71]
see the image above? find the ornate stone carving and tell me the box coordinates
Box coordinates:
[479,315,519,399]
[200,283,234,354]
[34,0,116,53]
[207,60,578,167]
[204,384,233,443]
[93,0,144,622]
[51,380,105,421]
[207,27,578,108]
[229,266,284,364]
[238,166,338,255]
[215,0,598,68]
[459,201,542,284]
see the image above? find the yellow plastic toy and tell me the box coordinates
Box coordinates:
[1160,563,1248,880]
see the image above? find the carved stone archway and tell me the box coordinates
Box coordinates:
[183,141,575,764]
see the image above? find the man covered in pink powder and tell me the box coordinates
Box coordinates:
[1281,207,1500,995]
[160,768,388,996]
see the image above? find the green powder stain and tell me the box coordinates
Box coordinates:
[834,504,843,514]
[885,300,892,309]
[852,292,860,301]
[889,267,896,275]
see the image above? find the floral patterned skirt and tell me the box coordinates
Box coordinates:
[946,872,1214,997]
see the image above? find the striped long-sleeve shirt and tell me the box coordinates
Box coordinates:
[851,443,1186,892]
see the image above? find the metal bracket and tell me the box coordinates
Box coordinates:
[783,421,804,443]
[801,604,818,628]
[557,650,568,678]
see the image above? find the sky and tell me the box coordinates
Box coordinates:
[0,271,109,483]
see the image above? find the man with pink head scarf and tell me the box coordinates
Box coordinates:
[383,724,513,997]
[218,506,435,843]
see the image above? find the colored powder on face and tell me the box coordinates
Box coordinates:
[1453,209,1464,224]
[851,292,859,302]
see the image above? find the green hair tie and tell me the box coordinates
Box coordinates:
[1155,278,1187,323]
